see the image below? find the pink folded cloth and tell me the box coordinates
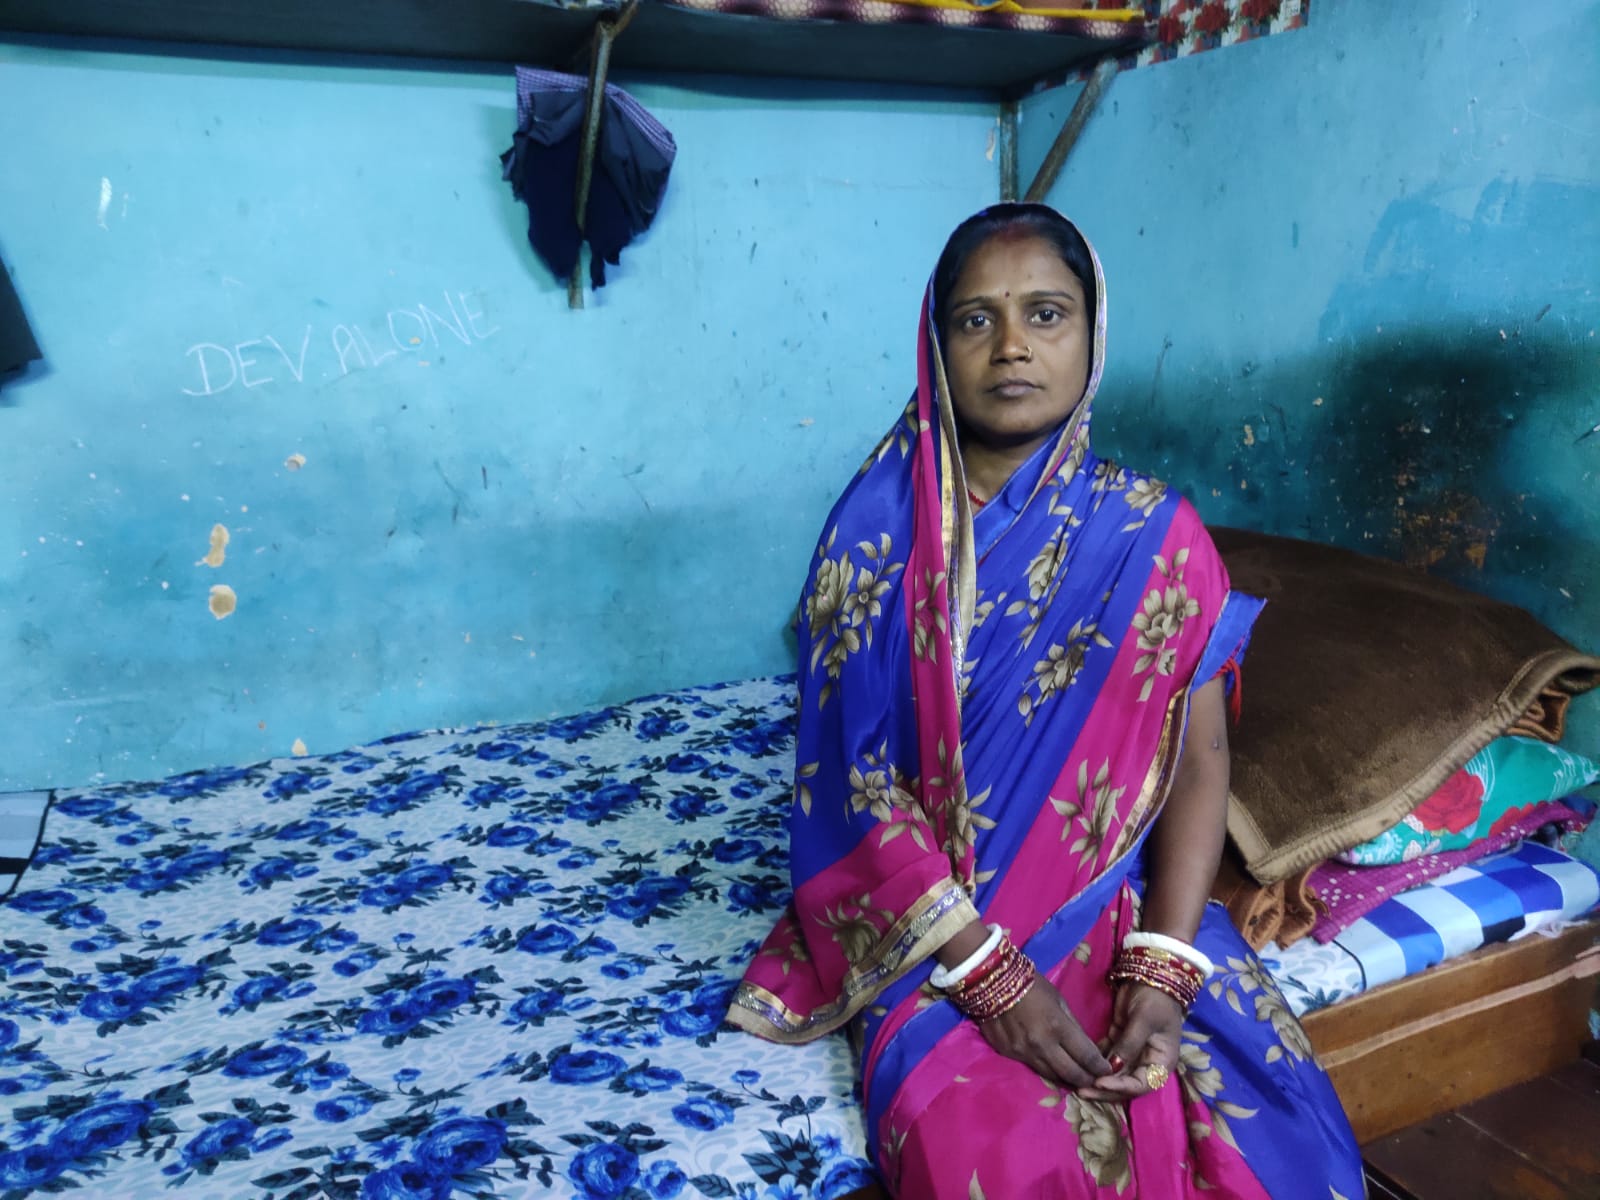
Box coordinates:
[1307,800,1588,943]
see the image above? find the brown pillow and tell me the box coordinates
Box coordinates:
[1213,527,1600,884]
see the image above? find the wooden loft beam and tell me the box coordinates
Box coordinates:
[0,0,1140,94]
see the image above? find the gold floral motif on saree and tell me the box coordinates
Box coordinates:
[911,567,950,665]
[1038,1088,1133,1192]
[1091,460,1129,496]
[860,400,917,475]
[995,498,1086,653]
[793,760,819,818]
[805,528,905,709]
[845,744,932,853]
[756,917,812,978]
[1017,618,1114,726]
[1207,956,1316,1068]
[1178,1029,1259,1154]
[1050,759,1126,871]
[919,736,987,889]
[819,893,899,966]
[1122,476,1167,527]
[1132,547,1203,703]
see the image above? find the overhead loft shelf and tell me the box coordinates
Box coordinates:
[0,0,1144,93]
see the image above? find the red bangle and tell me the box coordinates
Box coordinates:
[949,938,1038,1022]
[1107,946,1202,1010]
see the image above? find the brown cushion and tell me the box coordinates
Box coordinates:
[1213,527,1600,884]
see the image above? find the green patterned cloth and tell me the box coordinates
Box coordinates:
[1338,737,1599,865]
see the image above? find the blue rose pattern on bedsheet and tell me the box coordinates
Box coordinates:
[0,678,873,1200]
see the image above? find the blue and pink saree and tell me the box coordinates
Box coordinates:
[729,211,1362,1197]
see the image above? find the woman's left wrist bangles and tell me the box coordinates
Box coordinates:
[934,926,1038,1023]
[1107,931,1213,1011]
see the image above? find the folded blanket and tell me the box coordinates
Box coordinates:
[1508,685,1573,743]
[1266,840,1600,1018]
[1213,527,1600,884]
[1209,685,1583,949]
[1337,737,1600,865]
[1306,800,1587,943]
[1316,840,1600,993]
[1209,846,1319,951]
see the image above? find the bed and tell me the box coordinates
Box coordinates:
[2,675,1597,1196]
[0,679,874,1199]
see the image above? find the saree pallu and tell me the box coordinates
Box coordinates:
[730,218,1362,1197]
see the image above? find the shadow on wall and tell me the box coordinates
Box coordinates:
[1098,320,1594,629]
[1094,175,1599,655]
[0,356,51,404]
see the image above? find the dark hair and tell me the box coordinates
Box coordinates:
[932,204,1097,335]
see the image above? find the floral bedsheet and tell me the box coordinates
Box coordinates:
[0,678,874,1200]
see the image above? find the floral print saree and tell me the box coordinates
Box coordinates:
[730,210,1363,1198]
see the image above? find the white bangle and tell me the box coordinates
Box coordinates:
[1122,931,1214,979]
[930,923,1004,990]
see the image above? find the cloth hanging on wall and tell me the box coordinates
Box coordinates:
[501,67,676,290]
[0,256,42,384]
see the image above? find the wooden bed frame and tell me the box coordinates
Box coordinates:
[840,917,1600,1198]
[1301,916,1600,1144]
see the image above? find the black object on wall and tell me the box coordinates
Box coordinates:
[501,64,675,302]
[0,257,42,387]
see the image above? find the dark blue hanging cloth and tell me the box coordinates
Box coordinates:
[501,67,676,289]
[1,256,42,386]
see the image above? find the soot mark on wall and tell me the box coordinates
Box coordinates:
[1099,323,1592,608]
[1313,330,1587,579]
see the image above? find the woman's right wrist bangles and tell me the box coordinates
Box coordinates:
[935,927,1038,1023]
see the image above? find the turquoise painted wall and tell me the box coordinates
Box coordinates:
[0,40,998,789]
[1019,0,1600,749]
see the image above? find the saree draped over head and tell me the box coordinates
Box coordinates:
[728,207,1362,1197]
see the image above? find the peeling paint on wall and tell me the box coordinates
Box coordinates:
[208,585,237,620]
[197,524,229,568]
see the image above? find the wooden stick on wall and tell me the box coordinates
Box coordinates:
[569,1,639,309]
[1023,56,1117,204]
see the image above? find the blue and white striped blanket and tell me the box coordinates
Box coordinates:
[1265,840,1600,1018]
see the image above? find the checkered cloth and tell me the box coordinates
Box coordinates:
[1266,840,1600,1017]
[1333,841,1599,993]
[0,789,51,899]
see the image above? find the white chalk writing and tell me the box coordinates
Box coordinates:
[181,290,500,397]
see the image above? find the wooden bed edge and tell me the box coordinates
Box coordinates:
[1302,918,1600,1051]
[1318,945,1599,1071]
[1303,918,1600,1143]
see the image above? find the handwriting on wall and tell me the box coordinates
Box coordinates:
[181,290,500,396]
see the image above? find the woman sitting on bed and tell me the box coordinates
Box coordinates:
[728,204,1363,1197]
